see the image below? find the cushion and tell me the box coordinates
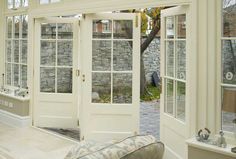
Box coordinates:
[65,135,164,159]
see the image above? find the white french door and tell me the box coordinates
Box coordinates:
[80,13,140,141]
[33,18,80,128]
[160,6,190,159]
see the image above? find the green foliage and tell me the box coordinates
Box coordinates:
[141,84,161,101]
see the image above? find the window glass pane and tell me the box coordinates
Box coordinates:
[176,81,186,121]
[177,15,186,39]
[13,40,19,63]
[166,41,174,77]
[222,87,236,132]
[40,41,56,66]
[6,40,12,62]
[6,64,12,85]
[20,65,27,89]
[58,23,73,39]
[21,40,27,64]
[92,40,111,71]
[113,73,132,104]
[113,41,133,71]
[176,41,186,80]
[7,17,13,38]
[57,41,73,66]
[13,64,19,87]
[41,23,56,39]
[93,20,112,39]
[40,0,49,4]
[57,68,72,93]
[165,79,174,115]
[22,0,28,7]
[15,0,21,8]
[40,67,55,93]
[22,15,28,38]
[14,16,20,38]
[92,73,111,103]
[222,40,236,84]
[8,0,13,9]
[113,20,133,39]
[222,0,236,37]
[166,16,175,39]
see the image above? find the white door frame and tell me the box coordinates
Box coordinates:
[33,17,80,128]
[160,5,195,159]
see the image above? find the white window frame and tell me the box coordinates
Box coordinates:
[4,0,29,90]
[6,0,29,10]
[216,0,236,142]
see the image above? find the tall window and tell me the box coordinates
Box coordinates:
[164,15,187,122]
[5,15,28,89]
[40,0,61,5]
[7,0,28,9]
[221,0,236,133]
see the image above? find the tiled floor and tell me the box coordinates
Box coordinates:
[0,122,76,159]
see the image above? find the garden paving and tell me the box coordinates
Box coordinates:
[140,100,160,140]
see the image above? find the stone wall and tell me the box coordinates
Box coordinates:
[142,37,160,84]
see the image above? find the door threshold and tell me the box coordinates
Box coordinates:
[32,126,80,144]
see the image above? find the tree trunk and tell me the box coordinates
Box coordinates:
[140,55,146,95]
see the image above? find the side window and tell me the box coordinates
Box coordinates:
[164,14,187,122]
[5,15,28,88]
[221,0,236,133]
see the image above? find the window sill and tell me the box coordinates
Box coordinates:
[186,138,236,158]
[0,91,29,102]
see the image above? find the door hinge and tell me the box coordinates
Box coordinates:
[82,74,85,82]
[77,120,80,126]
[76,69,80,77]
[83,14,86,19]
[135,14,139,28]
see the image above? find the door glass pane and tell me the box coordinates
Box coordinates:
[113,73,132,104]
[58,41,73,66]
[176,41,186,80]
[40,41,56,66]
[177,15,186,39]
[57,68,72,93]
[113,41,133,71]
[166,16,175,39]
[92,40,111,71]
[222,40,236,84]
[93,20,112,39]
[6,64,12,85]
[40,67,55,93]
[176,81,186,121]
[7,17,13,38]
[22,15,28,38]
[165,79,174,115]
[222,87,236,132]
[13,64,19,87]
[222,0,236,37]
[92,73,111,103]
[21,65,27,89]
[166,41,174,77]
[6,40,12,62]
[41,23,56,39]
[14,16,20,38]
[21,40,27,64]
[58,23,73,39]
[13,40,19,63]
[113,20,133,39]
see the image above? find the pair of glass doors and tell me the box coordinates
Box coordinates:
[33,13,141,141]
